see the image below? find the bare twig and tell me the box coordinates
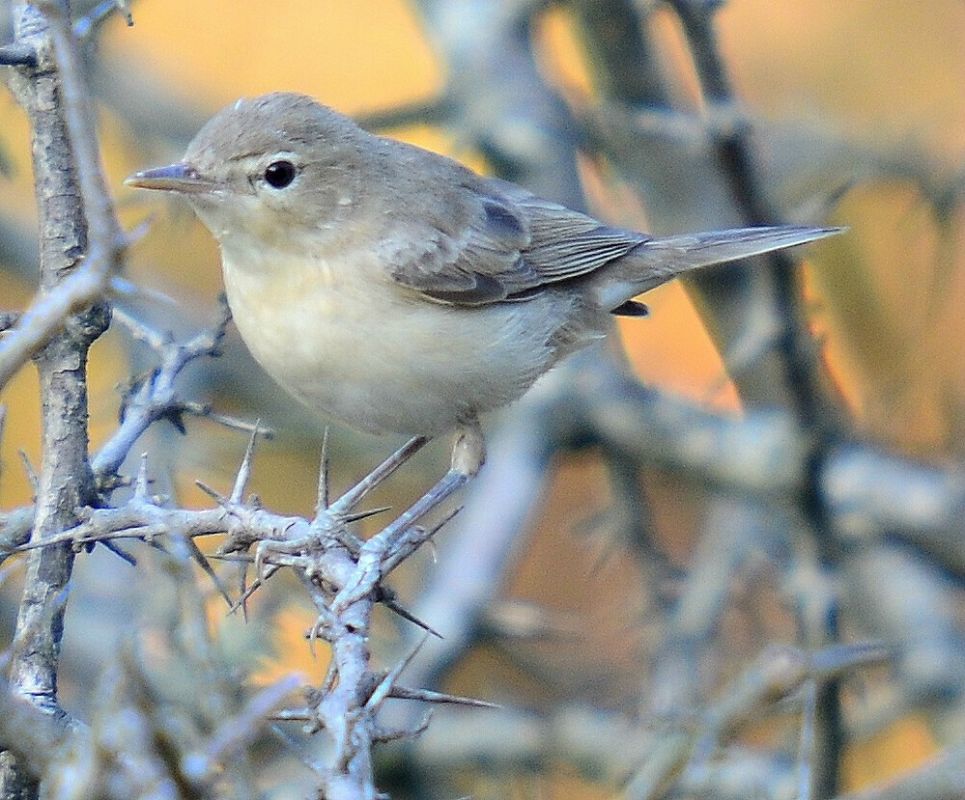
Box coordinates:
[625,643,888,800]
[328,435,429,516]
[0,42,37,66]
[91,304,231,484]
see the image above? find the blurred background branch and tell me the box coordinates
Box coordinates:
[1,1,962,799]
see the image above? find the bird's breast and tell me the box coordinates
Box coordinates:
[219,248,564,436]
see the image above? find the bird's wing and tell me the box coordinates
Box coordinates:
[388,177,649,306]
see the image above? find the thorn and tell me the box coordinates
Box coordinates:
[307,622,318,659]
[18,450,39,496]
[306,615,332,659]
[161,405,188,435]
[330,527,363,555]
[387,685,500,709]
[195,479,226,504]
[185,536,234,608]
[381,503,463,576]
[208,553,256,563]
[227,569,274,616]
[330,435,430,515]
[365,633,429,712]
[372,710,433,743]
[236,562,249,623]
[253,540,270,581]
[102,539,137,566]
[377,589,443,639]
[342,505,392,524]
[180,402,273,437]
[427,504,462,536]
[231,421,262,504]
[316,427,330,514]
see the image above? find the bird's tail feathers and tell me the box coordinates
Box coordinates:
[594,224,842,312]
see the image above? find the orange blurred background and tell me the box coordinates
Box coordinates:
[1,0,963,794]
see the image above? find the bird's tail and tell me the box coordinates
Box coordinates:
[593,224,842,312]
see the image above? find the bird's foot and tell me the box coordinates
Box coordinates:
[330,467,470,614]
[330,418,485,616]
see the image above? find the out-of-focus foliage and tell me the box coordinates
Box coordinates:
[1,2,962,799]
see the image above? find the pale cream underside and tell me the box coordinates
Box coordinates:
[220,242,572,435]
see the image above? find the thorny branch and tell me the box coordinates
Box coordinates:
[1,304,483,798]
[91,302,235,485]
[0,411,905,799]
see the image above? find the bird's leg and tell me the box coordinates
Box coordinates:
[330,418,485,613]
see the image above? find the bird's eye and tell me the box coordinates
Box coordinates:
[263,160,296,189]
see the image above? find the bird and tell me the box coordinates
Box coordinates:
[127,92,838,527]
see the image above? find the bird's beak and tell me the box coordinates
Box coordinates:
[125,163,217,194]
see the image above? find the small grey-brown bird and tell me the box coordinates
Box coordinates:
[128,92,838,523]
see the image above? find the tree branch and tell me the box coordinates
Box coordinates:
[1,2,117,794]
[0,0,124,391]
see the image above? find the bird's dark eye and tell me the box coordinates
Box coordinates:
[263,160,296,189]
